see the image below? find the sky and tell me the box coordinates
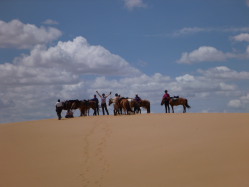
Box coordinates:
[0,0,249,123]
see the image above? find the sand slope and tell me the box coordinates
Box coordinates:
[0,113,249,187]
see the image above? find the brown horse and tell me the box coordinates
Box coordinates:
[109,98,121,115]
[78,100,89,116]
[161,97,190,113]
[86,100,98,116]
[140,99,150,113]
[119,98,134,115]
[129,99,141,114]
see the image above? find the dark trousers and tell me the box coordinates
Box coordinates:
[164,101,170,113]
[56,107,63,120]
[93,103,99,116]
[101,103,109,115]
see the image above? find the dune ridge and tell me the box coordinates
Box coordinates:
[0,113,249,187]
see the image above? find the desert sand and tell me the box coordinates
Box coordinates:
[0,113,249,187]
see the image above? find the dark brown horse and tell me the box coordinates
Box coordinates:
[161,97,190,113]
[85,100,98,116]
[129,99,150,114]
[62,100,81,112]
[140,99,150,113]
[79,100,98,116]
[129,99,141,114]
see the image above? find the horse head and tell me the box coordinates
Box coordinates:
[109,98,114,106]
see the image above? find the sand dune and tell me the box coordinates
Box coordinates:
[0,113,249,187]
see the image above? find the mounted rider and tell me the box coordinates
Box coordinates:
[135,94,142,103]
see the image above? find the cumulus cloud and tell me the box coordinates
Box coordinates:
[174,73,236,95]
[0,36,141,88]
[124,0,147,10]
[198,66,249,80]
[228,92,249,109]
[176,74,195,82]
[178,46,231,64]
[233,33,249,42]
[0,19,62,49]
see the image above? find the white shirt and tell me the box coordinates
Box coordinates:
[101,97,107,104]
[56,102,63,107]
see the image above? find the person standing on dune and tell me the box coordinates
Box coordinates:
[55,99,63,120]
[96,91,111,115]
[162,90,171,113]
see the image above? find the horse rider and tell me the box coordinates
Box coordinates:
[96,91,112,115]
[91,94,99,115]
[114,93,120,103]
[163,90,170,113]
[55,99,63,120]
[135,94,142,103]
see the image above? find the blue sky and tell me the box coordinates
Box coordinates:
[1,0,249,123]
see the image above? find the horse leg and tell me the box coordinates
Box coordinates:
[171,105,174,113]
[183,106,186,113]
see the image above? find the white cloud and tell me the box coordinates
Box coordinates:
[176,74,195,82]
[173,27,249,37]
[0,19,62,49]
[178,46,229,64]
[173,27,208,36]
[42,19,59,25]
[124,0,147,10]
[228,99,242,108]
[233,33,249,42]
[228,92,249,109]
[0,36,141,88]
[198,66,249,80]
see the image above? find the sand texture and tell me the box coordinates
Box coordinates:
[0,113,249,187]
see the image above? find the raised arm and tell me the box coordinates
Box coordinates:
[106,92,112,98]
[96,91,102,98]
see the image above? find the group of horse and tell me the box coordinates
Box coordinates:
[60,97,151,117]
[59,96,190,117]
[108,97,150,115]
[61,99,97,116]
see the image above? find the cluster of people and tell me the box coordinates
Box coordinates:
[55,90,170,120]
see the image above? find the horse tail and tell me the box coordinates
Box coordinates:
[147,101,151,113]
[185,99,191,108]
